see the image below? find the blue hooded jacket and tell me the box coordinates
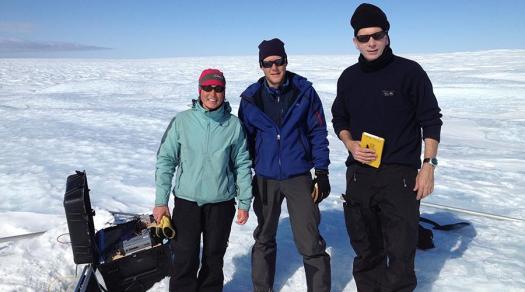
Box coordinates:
[238,72,329,180]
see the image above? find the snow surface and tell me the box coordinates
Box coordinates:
[1,49,524,291]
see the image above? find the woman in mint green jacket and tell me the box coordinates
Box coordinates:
[153,69,252,292]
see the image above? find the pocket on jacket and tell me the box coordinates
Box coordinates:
[224,166,234,195]
[298,129,312,161]
[255,133,262,165]
[175,162,184,192]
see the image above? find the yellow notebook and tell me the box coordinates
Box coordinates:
[360,132,385,168]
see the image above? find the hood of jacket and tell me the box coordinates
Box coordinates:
[240,71,312,103]
[192,98,232,124]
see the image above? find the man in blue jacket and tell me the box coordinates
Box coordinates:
[332,4,443,292]
[239,38,331,292]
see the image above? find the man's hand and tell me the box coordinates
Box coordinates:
[345,140,376,164]
[414,163,435,200]
[338,130,376,164]
[314,169,331,204]
[236,209,249,225]
[153,205,171,223]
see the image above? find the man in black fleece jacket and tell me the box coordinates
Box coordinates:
[331,3,442,292]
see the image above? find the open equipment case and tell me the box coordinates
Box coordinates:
[64,171,172,292]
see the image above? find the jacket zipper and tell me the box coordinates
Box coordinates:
[242,86,306,179]
[202,119,210,197]
[277,132,281,178]
[206,121,210,154]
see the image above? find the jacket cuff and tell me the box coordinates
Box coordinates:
[238,199,251,211]
[155,191,170,206]
[422,126,441,143]
[315,169,329,175]
[333,126,349,140]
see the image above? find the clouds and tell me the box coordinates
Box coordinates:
[0,21,110,56]
[0,38,111,54]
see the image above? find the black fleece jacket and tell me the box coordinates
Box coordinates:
[331,47,442,169]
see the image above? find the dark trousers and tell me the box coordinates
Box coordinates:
[251,174,331,292]
[343,164,419,292]
[169,197,236,292]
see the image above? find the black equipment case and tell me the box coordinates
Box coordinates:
[64,171,172,292]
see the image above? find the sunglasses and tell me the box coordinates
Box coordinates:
[200,85,225,93]
[260,58,287,68]
[355,31,387,43]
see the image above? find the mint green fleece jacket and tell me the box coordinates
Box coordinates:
[155,100,253,210]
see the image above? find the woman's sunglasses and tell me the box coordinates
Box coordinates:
[200,85,225,93]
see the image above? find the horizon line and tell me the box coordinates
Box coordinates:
[1,48,524,60]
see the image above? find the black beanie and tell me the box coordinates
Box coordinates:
[350,3,390,36]
[258,38,287,63]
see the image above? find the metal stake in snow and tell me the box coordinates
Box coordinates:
[0,231,46,243]
[109,210,142,217]
[421,202,525,223]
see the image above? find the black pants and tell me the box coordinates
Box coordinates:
[169,197,236,292]
[343,164,419,292]
[251,174,331,292]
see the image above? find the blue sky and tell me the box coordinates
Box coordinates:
[1,0,524,58]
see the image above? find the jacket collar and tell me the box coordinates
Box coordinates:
[192,99,231,123]
[263,73,291,96]
[358,46,394,72]
[241,71,311,102]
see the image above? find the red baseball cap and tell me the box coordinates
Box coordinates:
[199,69,226,87]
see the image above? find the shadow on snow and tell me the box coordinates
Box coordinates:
[224,208,476,291]
[224,208,354,291]
[415,211,477,291]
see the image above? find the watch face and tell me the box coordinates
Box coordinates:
[424,157,438,166]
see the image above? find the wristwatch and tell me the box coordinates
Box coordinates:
[423,157,438,167]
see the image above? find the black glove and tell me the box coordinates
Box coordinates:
[313,169,331,204]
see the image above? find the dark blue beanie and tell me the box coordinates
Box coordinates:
[258,38,287,62]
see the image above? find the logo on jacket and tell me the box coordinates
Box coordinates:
[382,90,395,96]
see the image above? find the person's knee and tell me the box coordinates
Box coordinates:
[296,236,327,257]
[353,252,385,272]
[203,243,228,261]
[253,237,277,250]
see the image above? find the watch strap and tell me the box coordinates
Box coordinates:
[423,157,438,167]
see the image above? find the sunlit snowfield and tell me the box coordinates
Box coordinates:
[1,50,524,291]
